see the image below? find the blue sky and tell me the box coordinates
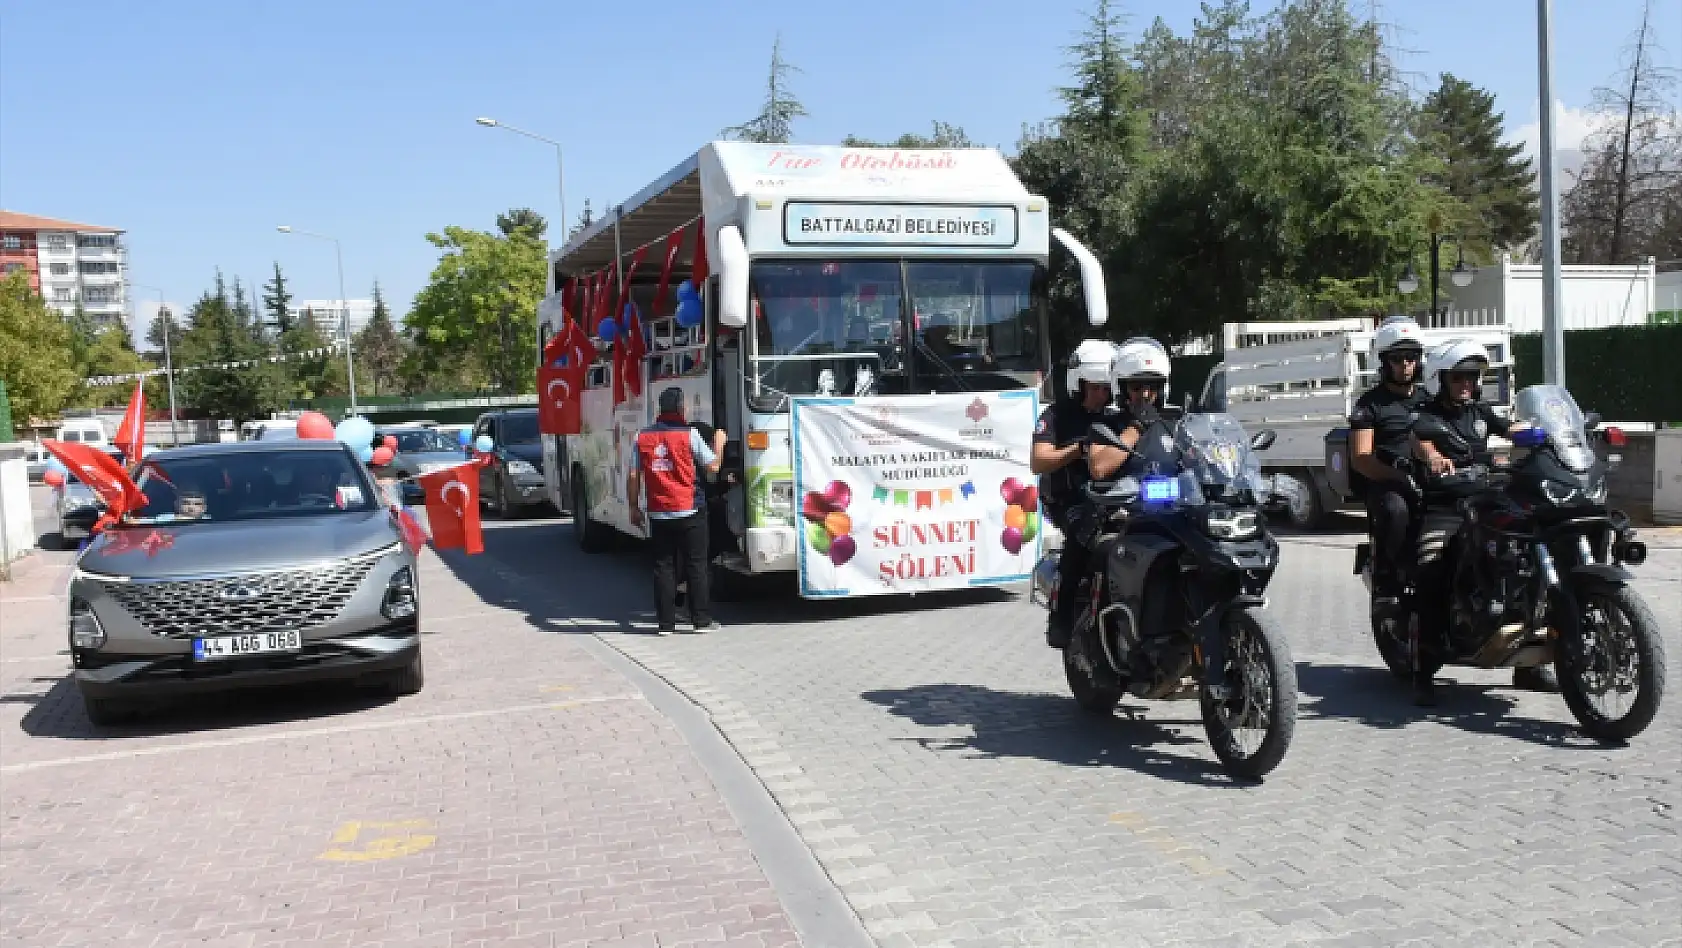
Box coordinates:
[2,0,1677,345]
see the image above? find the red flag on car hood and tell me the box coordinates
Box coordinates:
[417,464,483,555]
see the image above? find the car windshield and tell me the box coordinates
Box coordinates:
[747,259,1046,410]
[389,429,455,453]
[499,414,539,444]
[130,448,377,523]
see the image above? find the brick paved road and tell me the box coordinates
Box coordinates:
[0,488,802,948]
[469,510,1682,948]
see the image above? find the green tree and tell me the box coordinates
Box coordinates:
[353,282,405,396]
[0,271,79,422]
[175,272,287,425]
[408,224,547,394]
[1416,73,1538,252]
[278,312,346,402]
[69,328,154,410]
[145,305,187,355]
[723,34,807,143]
[843,122,975,148]
[262,261,295,334]
[496,208,548,240]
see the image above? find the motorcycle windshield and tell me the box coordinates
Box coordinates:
[1514,384,1595,473]
[1175,413,1264,499]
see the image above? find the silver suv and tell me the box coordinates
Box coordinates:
[66,440,422,725]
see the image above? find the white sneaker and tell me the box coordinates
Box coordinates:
[688,620,722,634]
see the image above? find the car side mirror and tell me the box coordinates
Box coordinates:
[1250,429,1277,451]
[1583,411,1602,431]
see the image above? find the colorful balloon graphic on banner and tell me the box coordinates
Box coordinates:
[998,477,1040,555]
[802,479,856,565]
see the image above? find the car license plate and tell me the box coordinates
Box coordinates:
[192,630,302,661]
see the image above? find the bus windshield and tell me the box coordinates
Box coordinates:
[747,259,1045,411]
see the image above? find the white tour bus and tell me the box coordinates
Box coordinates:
[538,142,1107,599]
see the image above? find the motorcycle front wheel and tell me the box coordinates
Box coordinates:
[1558,580,1667,742]
[1201,607,1298,780]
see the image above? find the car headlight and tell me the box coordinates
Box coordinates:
[382,566,418,620]
[506,459,538,476]
[69,597,106,649]
[1203,507,1261,540]
[417,462,452,474]
[64,494,100,511]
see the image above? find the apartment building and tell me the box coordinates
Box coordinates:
[0,210,128,330]
[282,299,376,340]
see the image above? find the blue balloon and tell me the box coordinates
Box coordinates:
[358,444,374,463]
[597,317,619,341]
[46,458,67,475]
[677,280,698,301]
[335,416,375,452]
[676,299,702,328]
[456,427,472,446]
[623,302,638,323]
[474,434,494,454]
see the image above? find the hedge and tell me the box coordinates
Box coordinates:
[0,381,12,442]
[1512,324,1682,423]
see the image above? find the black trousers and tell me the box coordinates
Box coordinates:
[1364,480,1417,589]
[651,512,711,631]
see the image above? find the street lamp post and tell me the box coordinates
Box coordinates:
[277,226,358,417]
[1397,232,1476,327]
[132,283,181,446]
[475,117,568,368]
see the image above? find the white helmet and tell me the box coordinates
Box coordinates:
[1422,338,1489,399]
[1065,339,1116,397]
[1370,316,1425,384]
[1112,337,1172,399]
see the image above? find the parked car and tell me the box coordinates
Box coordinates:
[250,419,300,441]
[472,409,547,517]
[52,473,103,548]
[66,439,423,725]
[377,425,470,505]
[55,418,111,449]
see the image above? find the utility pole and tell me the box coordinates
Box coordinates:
[1536,0,1567,385]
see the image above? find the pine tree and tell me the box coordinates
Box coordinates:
[567,200,595,241]
[723,34,807,144]
[262,261,295,335]
[496,208,548,240]
[1417,74,1539,252]
[354,282,404,396]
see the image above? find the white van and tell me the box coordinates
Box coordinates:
[55,419,110,449]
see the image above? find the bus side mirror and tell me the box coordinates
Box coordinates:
[716,225,749,330]
[1051,227,1107,327]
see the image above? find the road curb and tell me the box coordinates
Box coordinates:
[575,632,878,948]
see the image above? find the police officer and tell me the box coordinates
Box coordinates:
[1349,317,1428,604]
[1088,337,1179,480]
[1411,340,1554,702]
[1033,339,1123,648]
[628,387,722,635]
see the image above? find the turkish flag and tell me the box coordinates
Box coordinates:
[691,219,710,285]
[652,229,684,317]
[42,440,147,524]
[622,304,647,397]
[418,464,483,555]
[113,381,145,465]
[539,318,595,436]
[393,507,429,555]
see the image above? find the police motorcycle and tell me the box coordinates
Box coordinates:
[1358,382,1663,741]
[1035,411,1299,780]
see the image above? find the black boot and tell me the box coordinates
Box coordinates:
[1513,665,1560,693]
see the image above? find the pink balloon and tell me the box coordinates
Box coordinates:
[829,534,857,566]
[823,480,852,509]
[296,411,335,440]
[43,469,64,488]
[371,446,395,466]
[382,435,397,451]
[1000,477,1024,504]
[1000,526,1024,555]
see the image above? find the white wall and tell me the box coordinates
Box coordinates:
[1656,270,1682,317]
[0,452,36,571]
[1445,256,1656,333]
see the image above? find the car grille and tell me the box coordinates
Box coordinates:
[103,558,378,638]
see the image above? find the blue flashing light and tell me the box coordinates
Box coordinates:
[1143,476,1180,503]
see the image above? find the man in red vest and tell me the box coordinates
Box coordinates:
[628,387,721,634]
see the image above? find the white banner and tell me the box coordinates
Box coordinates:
[783,202,1018,247]
[791,391,1041,597]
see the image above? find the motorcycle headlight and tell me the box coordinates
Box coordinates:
[1583,477,1608,505]
[1203,507,1261,540]
[1540,480,1578,505]
[506,459,538,476]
